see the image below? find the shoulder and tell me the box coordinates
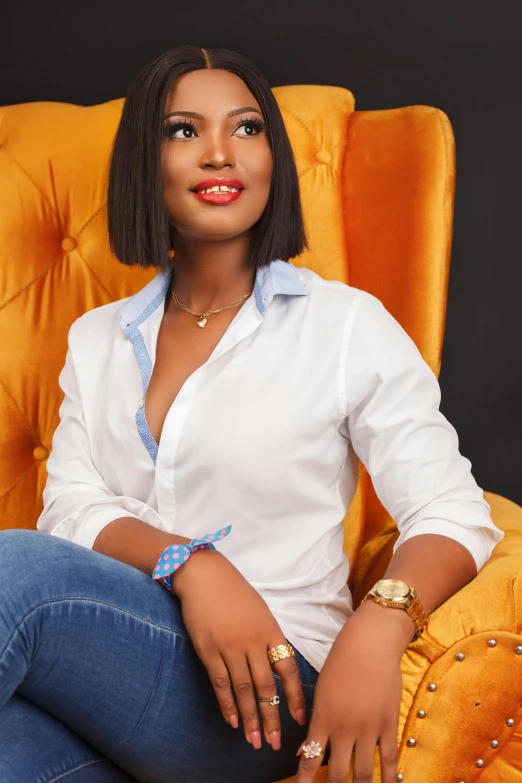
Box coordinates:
[291,264,413,351]
[293,263,378,317]
[67,296,132,350]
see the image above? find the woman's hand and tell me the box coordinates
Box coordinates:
[295,601,412,783]
[171,547,307,750]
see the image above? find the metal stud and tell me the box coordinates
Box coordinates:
[476,759,484,768]
[490,740,499,748]
[506,718,515,727]
[428,683,437,691]
[516,646,522,655]
[455,652,465,661]
[417,710,426,719]
[487,639,497,647]
[406,738,417,747]
[396,776,403,782]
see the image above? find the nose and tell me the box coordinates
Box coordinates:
[199,128,236,170]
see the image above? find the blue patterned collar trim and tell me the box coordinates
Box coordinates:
[119,258,309,329]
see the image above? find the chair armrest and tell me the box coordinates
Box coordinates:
[427,491,522,647]
[274,492,522,783]
[393,492,522,782]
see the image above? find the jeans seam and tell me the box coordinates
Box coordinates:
[46,757,109,783]
[0,596,191,663]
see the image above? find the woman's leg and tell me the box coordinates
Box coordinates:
[0,529,324,783]
[0,692,137,782]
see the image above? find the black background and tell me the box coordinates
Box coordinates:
[1,0,520,505]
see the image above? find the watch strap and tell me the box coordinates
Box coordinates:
[361,586,428,641]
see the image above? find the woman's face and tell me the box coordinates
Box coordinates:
[161,69,273,244]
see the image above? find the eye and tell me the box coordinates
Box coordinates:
[164,119,197,140]
[234,117,266,136]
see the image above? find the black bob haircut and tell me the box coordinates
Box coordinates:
[107,44,308,270]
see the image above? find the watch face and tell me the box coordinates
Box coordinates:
[375,579,410,601]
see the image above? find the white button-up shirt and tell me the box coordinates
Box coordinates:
[37,259,504,672]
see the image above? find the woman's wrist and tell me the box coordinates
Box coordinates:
[345,598,417,655]
[170,546,223,599]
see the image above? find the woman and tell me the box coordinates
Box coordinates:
[0,44,504,783]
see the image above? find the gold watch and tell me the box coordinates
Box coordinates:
[361,579,428,641]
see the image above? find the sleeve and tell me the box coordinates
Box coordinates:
[37,324,168,550]
[340,292,504,572]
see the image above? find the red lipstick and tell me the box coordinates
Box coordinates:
[191,177,245,205]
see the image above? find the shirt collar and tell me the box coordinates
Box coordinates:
[119,258,309,330]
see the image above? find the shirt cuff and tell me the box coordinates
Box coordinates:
[393,515,504,572]
[50,497,168,550]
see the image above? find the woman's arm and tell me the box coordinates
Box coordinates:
[92,516,191,577]
[38,321,168,549]
[341,292,504,576]
[347,532,477,650]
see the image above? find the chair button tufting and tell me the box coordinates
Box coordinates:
[315,150,331,164]
[61,237,76,251]
[33,446,49,461]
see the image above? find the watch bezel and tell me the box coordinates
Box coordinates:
[373,579,411,602]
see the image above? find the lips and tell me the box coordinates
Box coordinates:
[191,177,245,206]
[191,177,245,192]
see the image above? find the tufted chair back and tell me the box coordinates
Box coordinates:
[0,85,455,605]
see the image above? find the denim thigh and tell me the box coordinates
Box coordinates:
[0,692,138,782]
[0,529,323,783]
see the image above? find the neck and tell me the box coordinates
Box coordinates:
[167,233,257,314]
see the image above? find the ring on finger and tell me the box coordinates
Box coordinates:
[258,694,281,705]
[267,643,295,663]
[302,740,325,759]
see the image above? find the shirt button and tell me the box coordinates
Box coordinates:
[138,399,144,408]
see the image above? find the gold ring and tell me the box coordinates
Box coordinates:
[267,643,295,663]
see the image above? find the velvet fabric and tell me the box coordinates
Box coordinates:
[0,85,521,782]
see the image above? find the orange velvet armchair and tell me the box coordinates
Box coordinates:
[1,85,522,783]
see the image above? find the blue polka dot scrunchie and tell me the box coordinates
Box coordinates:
[152,525,232,594]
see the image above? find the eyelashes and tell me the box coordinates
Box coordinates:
[164,115,266,140]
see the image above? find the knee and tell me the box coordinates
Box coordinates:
[0,527,43,550]
[0,529,50,577]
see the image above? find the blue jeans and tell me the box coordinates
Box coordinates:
[0,529,328,783]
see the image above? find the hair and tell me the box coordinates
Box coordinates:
[107,44,308,270]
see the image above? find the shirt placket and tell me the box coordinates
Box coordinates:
[143,298,264,529]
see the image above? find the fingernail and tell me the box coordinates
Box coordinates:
[228,714,238,728]
[269,730,281,750]
[295,707,306,725]
[296,741,305,757]
[250,730,262,749]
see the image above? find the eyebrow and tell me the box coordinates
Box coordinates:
[163,106,263,121]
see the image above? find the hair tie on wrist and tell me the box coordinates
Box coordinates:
[152,525,232,594]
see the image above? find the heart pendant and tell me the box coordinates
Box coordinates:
[197,318,208,328]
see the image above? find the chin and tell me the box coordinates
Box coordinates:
[184,219,255,242]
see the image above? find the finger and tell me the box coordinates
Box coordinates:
[223,651,263,749]
[316,736,353,783]
[202,652,241,731]
[270,641,307,727]
[294,728,330,782]
[378,726,400,783]
[353,735,377,783]
[247,651,281,750]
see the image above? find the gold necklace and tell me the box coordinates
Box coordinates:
[170,277,253,328]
